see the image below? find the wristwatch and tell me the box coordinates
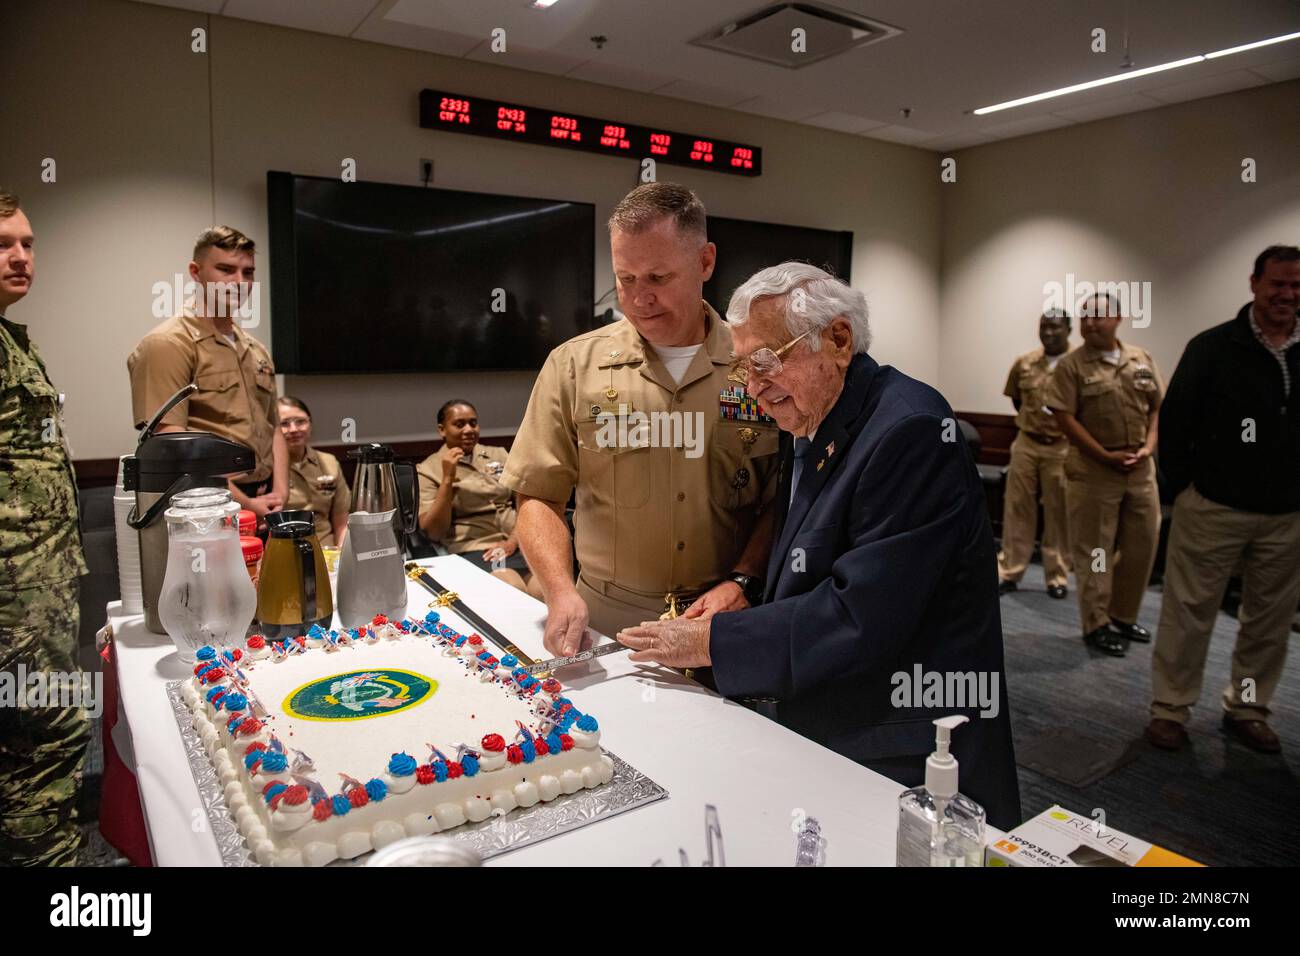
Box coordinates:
[727,572,763,605]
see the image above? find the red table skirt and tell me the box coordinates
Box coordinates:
[97,640,154,866]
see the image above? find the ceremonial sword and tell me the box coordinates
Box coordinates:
[404,562,631,676]
[405,562,538,666]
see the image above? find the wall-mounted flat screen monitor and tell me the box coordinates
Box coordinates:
[267,171,595,373]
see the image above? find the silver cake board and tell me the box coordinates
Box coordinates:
[166,680,668,866]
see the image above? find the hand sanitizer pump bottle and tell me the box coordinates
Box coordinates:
[895,715,987,867]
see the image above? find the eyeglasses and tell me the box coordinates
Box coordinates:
[727,329,814,386]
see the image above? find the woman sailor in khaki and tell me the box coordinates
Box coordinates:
[417,399,537,595]
[277,396,351,547]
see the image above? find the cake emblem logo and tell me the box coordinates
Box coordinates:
[284,669,436,721]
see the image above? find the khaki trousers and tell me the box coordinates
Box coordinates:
[576,575,671,639]
[998,433,1071,587]
[1151,486,1300,723]
[1064,452,1161,634]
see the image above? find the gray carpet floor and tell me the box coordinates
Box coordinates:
[1002,563,1300,867]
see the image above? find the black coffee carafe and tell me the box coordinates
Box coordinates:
[124,385,255,634]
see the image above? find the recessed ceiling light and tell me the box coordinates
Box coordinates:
[532,0,561,9]
[974,30,1300,115]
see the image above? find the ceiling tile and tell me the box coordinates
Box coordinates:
[350,17,481,58]
[978,114,1075,138]
[221,0,377,35]
[651,79,751,108]
[730,94,821,122]
[1144,69,1266,103]
[464,45,589,75]
[802,111,890,134]
[564,60,678,93]
[135,0,225,11]
[926,130,997,151]
[861,125,940,145]
[1249,57,1300,81]
[1051,92,1164,122]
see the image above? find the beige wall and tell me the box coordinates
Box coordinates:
[2,0,941,460]
[939,79,1300,414]
[7,1,1295,463]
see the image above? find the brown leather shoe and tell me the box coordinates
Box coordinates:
[1145,718,1189,751]
[1221,716,1281,754]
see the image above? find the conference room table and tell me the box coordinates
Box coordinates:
[102,555,933,867]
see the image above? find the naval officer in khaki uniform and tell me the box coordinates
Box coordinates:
[278,396,350,547]
[417,398,536,595]
[502,183,781,654]
[1046,292,1163,656]
[127,226,287,523]
[997,309,1073,599]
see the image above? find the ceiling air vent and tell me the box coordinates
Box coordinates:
[691,3,903,69]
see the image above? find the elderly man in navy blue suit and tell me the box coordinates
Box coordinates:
[618,263,1021,830]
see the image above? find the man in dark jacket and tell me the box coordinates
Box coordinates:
[616,263,1021,831]
[1147,245,1300,753]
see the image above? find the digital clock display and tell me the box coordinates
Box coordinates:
[420,89,761,177]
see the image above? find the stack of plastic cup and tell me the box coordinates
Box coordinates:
[113,454,144,615]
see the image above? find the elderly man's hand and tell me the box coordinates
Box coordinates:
[682,580,748,620]
[616,618,712,668]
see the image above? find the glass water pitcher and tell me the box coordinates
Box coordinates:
[157,487,257,663]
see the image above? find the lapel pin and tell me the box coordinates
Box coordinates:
[816,460,824,471]
[826,441,835,457]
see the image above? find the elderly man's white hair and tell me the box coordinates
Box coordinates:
[725,262,871,354]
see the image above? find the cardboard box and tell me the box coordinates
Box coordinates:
[985,805,1202,867]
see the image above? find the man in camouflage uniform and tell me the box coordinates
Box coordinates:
[0,189,89,866]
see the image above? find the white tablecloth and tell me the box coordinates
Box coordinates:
[106,555,917,866]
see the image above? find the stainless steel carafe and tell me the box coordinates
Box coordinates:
[347,443,418,545]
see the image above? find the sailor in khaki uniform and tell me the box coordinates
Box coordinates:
[126,227,287,524]
[278,396,350,547]
[503,183,780,654]
[1045,293,1163,656]
[997,310,1072,599]
[416,399,534,595]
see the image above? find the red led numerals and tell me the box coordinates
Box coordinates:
[649,132,670,156]
[689,140,714,163]
[731,146,754,169]
[496,105,526,133]
[550,114,582,142]
[600,124,630,149]
[438,97,471,124]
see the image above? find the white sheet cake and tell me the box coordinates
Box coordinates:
[180,612,611,866]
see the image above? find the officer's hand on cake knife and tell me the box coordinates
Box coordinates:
[616,618,712,669]
[543,588,592,658]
